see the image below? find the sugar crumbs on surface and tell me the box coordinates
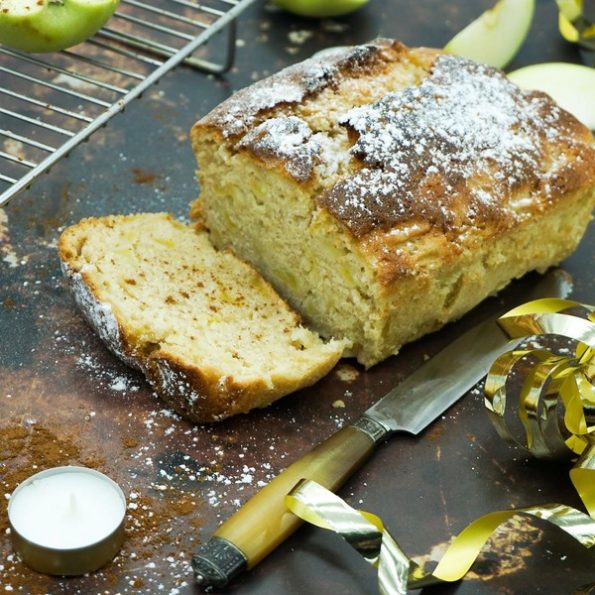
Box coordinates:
[0,407,293,594]
[317,54,578,236]
[287,29,314,45]
[237,115,321,182]
[77,352,141,393]
[4,324,301,593]
[334,363,360,383]
[206,41,391,138]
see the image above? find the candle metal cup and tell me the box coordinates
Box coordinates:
[7,466,127,576]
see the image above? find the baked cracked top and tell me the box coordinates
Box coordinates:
[194,39,595,240]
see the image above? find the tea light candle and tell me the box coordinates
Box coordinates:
[8,466,126,576]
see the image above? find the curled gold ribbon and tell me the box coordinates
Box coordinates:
[286,298,595,594]
[557,0,595,50]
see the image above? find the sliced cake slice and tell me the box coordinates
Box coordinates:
[58,213,346,422]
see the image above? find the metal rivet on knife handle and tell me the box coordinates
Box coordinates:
[192,423,380,589]
[193,537,247,589]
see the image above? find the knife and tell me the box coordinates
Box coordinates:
[192,270,571,589]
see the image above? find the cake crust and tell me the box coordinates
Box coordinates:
[191,40,595,366]
[58,213,345,421]
[193,44,595,251]
[197,39,411,141]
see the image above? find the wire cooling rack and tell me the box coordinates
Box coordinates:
[0,0,254,207]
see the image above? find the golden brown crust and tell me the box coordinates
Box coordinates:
[194,39,408,140]
[58,213,345,421]
[190,39,595,366]
[318,57,595,241]
[191,40,427,186]
[193,41,595,267]
[146,346,341,422]
[145,352,270,422]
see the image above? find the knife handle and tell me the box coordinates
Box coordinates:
[192,417,390,589]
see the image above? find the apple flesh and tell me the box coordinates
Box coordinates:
[0,0,119,53]
[272,0,369,18]
[508,62,595,130]
[445,0,535,69]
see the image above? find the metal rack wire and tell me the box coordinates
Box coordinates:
[0,0,254,208]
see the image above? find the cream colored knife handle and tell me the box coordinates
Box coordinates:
[192,417,390,589]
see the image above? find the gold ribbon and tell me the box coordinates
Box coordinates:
[286,298,595,594]
[557,0,595,50]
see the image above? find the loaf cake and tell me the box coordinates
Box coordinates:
[58,213,346,422]
[190,39,595,367]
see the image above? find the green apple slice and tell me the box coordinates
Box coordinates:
[272,0,369,18]
[508,62,595,129]
[0,0,120,53]
[445,0,535,68]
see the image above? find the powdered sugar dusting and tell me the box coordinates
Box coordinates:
[217,80,311,137]
[201,40,398,138]
[205,57,342,138]
[236,115,351,183]
[77,352,142,394]
[321,55,575,236]
[151,360,204,409]
[314,130,349,180]
[237,116,321,182]
[61,262,141,371]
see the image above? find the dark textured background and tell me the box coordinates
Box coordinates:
[1,0,594,593]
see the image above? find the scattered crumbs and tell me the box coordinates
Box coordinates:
[288,30,313,45]
[0,409,287,592]
[332,399,345,408]
[131,168,160,186]
[469,386,483,399]
[330,413,346,428]
[335,363,360,383]
[321,20,350,33]
[76,352,141,393]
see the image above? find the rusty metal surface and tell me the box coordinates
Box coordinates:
[1,1,594,593]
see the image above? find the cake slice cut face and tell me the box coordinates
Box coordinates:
[191,39,595,367]
[58,213,346,422]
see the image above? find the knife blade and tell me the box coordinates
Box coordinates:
[192,270,571,589]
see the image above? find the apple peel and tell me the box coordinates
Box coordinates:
[445,0,535,69]
[272,0,369,19]
[508,62,595,130]
[0,0,120,53]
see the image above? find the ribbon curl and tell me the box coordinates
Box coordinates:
[557,0,595,50]
[286,298,595,594]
